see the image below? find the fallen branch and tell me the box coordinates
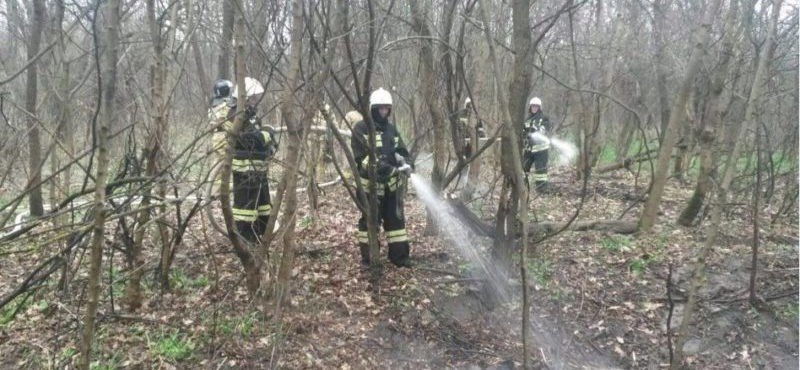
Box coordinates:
[447,199,637,238]
[597,149,658,173]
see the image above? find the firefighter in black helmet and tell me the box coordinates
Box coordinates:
[227,77,277,243]
[351,88,414,267]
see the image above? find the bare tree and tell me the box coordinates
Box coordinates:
[25,0,46,217]
[217,0,235,79]
[677,0,744,226]
[639,0,723,232]
[79,0,120,367]
[671,0,783,367]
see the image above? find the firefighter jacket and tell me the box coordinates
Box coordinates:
[351,115,410,195]
[522,111,551,153]
[209,100,234,160]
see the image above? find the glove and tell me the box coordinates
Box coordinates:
[526,133,537,147]
[376,161,396,183]
[394,153,413,175]
[245,105,257,118]
[397,163,412,175]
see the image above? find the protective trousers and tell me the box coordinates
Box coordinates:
[233,172,271,243]
[523,150,549,189]
[356,189,409,265]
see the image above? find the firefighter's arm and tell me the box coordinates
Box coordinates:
[262,128,277,158]
[394,133,413,170]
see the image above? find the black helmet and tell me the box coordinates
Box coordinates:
[213,79,233,100]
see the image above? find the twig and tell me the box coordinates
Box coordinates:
[416,266,463,277]
[666,263,675,365]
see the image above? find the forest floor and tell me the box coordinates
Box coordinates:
[0,166,797,369]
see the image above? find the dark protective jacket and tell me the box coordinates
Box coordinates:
[522,110,551,153]
[351,107,410,193]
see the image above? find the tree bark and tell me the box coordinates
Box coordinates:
[639,0,722,232]
[653,0,671,142]
[217,0,234,79]
[672,1,782,366]
[478,0,533,366]
[273,0,306,312]
[25,0,46,217]
[677,0,743,226]
[410,0,448,236]
[79,0,120,367]
[217,0,260,296]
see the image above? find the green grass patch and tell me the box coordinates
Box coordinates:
[597,145,617,165]
[600,235,633,252]
[299,215,313,230]
[628,258,647,276]
[779,302,799,323]
[148,330,196,362]
[0,293,33,327]
[458,262,472,276]
[527,258,553,285]
[202,311,261,339]
[237,312,259,337]
[170,269,209,292]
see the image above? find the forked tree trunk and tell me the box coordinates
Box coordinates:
[410,0,448,236]
[672,1,782,366]
[478,0,533,366]
[678,0,743,226]
[216,1,261,296]
[639,0,722,232]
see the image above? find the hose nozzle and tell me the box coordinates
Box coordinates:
[395,153,413,175]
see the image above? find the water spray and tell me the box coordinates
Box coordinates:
[408,173,511,302]
[529,132,578,167]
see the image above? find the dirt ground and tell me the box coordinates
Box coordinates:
[0,167,797,369]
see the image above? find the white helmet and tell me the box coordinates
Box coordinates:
[529,97,542,107]
[232,77,265,97]
[464,97,472,109]
[369,88,393,108]
[345,110,363,125]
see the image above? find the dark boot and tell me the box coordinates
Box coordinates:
[535,181,550,194]
[388,242,412,268]
[359,243,371,267]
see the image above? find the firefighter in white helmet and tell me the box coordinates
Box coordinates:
[350,88,413,267]
[522,97,551,191]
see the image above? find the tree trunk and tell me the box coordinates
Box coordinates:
[569,6,591,181]
[217,0,234,79]
[639,0,722,232]
[186,0,209,92]
[460,112,483,201]
[25,0,46,217]
[478,0,533,366]
[410,0,448,236]
[273,0,306,312]
[79,0,120,367]
[653,0,671,142]
[672,1,782,366]
[749,119,762,305]
[677,0,742,226]
[216,1,261,296]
